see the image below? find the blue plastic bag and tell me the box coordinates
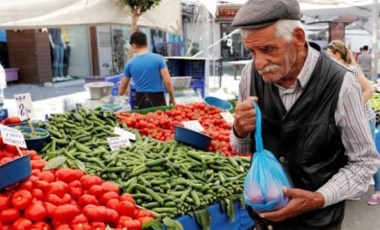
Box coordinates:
[243,102,291,213]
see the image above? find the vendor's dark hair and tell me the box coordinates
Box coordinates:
[130,31,147,47]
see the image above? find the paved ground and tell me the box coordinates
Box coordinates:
[3,74,380,229]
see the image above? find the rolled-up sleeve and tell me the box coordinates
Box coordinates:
[317,72,380,207]
[230,62,253,154]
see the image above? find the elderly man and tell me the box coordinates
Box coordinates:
[230,0,380,229]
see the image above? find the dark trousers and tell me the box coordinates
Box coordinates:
[63,43,71,76]
[134,92,166,109]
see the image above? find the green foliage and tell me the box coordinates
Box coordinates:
[121,0,162,15]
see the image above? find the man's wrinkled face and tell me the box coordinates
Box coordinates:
[243,26,297,84]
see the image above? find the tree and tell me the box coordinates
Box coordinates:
[120,0,162,33]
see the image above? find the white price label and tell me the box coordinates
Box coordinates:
[15,93,34,121]
[113,127,136,141]
[0,125,27,148]
[107,136,131,151]
[183,120,204,132]
[220,112,235,125]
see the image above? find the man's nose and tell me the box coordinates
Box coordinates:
[253,53,267,71]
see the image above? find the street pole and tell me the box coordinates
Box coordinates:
[371,0,378,82]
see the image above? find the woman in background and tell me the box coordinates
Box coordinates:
[327,39,380,205]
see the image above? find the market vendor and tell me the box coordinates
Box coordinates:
[230,0,380,229]
[118,31,176,109]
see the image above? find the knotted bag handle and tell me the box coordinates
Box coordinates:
[253,102,264,153]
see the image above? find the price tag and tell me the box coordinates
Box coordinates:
[15,93,34,121]
[183,120,204,132]
[220,112,235,125]
[113,127,136,141]
[107,136,131,151]
[0,125,27,148]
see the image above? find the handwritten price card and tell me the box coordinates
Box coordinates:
[15,93,34,121]
[183,120,204,132]
[107,136,131,151]
[0,125,27,148]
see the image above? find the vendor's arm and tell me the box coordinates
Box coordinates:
[118,76,131,96]
[161,67,176,105]
[230,62,253,153]
[317,72,380,207]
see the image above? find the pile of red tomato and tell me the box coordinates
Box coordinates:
[0,148,153,230]
[117,103,237,156]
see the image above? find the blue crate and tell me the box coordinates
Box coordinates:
[106,74,123,84]
[111,87,119,96]
[190,79,205,97]
[184,61,205,79]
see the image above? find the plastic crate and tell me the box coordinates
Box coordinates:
[190,79,205,97]
[106,74,123,84]
[111,87,119,96]
[184,61,205,80]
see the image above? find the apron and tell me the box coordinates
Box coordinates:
[134,92,167,109]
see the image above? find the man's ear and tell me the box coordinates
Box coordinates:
[292,27,306,50]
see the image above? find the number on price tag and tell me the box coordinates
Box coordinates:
[0,125,27,148]
[107,136,131,151]
[220,112,235,125]
[15,93,34,121]
[183,120,204,132]
[113,127,136,141]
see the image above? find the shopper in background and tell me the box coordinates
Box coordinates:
[357,45,372,78]
[230,0,379,229]
[48,28,66,82]
[118,31,175,109]
[0,63,5,107]
[327,40,380,204]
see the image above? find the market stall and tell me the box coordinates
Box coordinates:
[0,99,254,229]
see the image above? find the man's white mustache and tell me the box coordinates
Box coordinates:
[258,65,280,75]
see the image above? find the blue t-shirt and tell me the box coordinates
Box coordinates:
[123,52,166,92]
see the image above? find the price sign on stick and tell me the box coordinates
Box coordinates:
[107,136,131,151]
[114,127,136,141]
[183,120,204,132]
[220,112,235,125]
[0,125,27,148]
[15,93,34,121]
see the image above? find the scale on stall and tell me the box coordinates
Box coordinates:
[171,76,203,105]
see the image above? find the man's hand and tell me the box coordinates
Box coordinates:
[259,187,325,222]
[169,97,176,105]
[233,96,258,137]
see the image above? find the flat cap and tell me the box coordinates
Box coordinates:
[231,0,301,29]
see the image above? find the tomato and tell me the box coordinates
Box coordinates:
[99,191,119,206]
[33,180,50,192]
[121,219,141,230]
[0,194,9,209]
[101,181,120,194]
[106,198,119,210]
[32,189,45,201]
[88,185,103,198]
[30,160,46,170]
[91,222,106,230]
[77,194,99,207]
[43,202,56,218]
[70,214,90,230]
[11,218,33,230]
[80,175,101,190]
[11,190,33,210]
[54,224,71,230]
[0,157,14,165]
[47,182,65,197]
[24,203,47,222]
[52,204,80,222]
[38,171,55,182]
[68,180,83,199]
[55,168,78,183]
[0,209,20,224]
[2,116,21,125]
[116,200,135,217]
[119,193,135,204]
[32,222,51,230]
[135,210,152,219]
[19,180,33,191]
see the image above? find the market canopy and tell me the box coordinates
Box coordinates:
[0,0,182,35]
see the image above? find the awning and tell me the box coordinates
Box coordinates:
[0,0,182,35]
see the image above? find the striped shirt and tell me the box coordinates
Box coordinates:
[231,44,380,207]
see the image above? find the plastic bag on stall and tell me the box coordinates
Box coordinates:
[243,102,291,213]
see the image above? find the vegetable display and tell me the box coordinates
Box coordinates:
[117,103,236,156]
